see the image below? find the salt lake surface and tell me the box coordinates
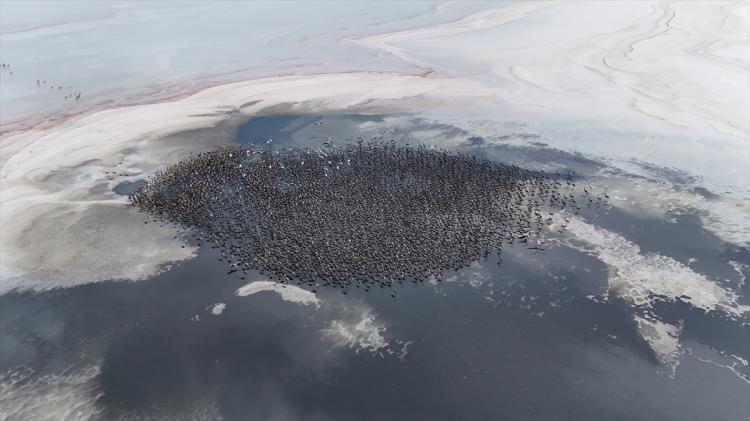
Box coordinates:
[1,2,749,420]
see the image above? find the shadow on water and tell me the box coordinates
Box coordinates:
[113,180,146,196]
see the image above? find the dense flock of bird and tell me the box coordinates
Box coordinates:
[131,140,602,296]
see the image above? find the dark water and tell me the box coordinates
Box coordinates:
[113,180,146,196]
[2,113,748,420]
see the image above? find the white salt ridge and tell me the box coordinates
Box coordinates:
[598,174,750,248]
[558,214,749,373]
[634,316,683,377]
[362,1,749,142]
[350,3,546,73]
[236,281,319,308]
[322,309,388,355]
[1,72,481,296]
[559,215,750,319]
[0,1,488,125]
[0,365,102,421]
[688,345,750,386]
[209,303,226,315]
[729,260,749,289]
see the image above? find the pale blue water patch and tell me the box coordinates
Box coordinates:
[237,113,391,148]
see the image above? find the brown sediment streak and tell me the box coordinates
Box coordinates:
[0,69,434,139]
[0,80,221,137]
[419,69,437,78]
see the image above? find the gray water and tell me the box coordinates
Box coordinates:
[1,113,748,420]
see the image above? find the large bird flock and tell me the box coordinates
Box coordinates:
[130,141,589,295]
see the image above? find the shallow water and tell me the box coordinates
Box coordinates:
[2,114,748,420]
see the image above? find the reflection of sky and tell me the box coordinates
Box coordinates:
[0,204,746,420]
[1,1,749,417]
[0,1,492,121]
[1,113,748,420]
